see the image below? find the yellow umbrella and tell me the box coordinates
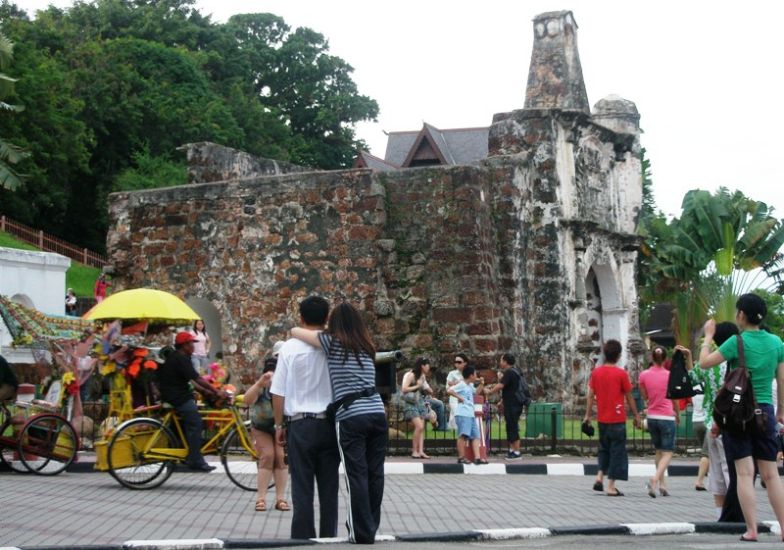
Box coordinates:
[82,288,201,323]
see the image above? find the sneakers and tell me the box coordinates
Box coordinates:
[505,451,522,460]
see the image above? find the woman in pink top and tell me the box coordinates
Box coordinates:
[188,319,211,374]
[638,346,679,498]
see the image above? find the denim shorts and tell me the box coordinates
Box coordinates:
[456,415,480,440]
[647,418,676,451]
[722,403,779,462]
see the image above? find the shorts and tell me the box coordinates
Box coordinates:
[647,418,675,451]
[692,421,708,456]
[722,403,779,462]
[456,415,480,440]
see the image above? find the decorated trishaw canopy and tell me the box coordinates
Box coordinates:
[82,288,200,324]
[0,294,94,344]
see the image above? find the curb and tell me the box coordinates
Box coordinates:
[6,523,781,549]
[64,461,714,476]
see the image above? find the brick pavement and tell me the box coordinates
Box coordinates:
[0,470,778,547]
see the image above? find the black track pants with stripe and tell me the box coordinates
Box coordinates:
[336,413,388,544]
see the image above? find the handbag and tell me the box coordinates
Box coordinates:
[250,389,275,431]
[666,349,698,399]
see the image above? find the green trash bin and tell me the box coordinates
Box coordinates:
[676,409,693,439]
[525,402,563,439]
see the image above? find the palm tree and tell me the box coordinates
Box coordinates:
[644,188,784,346]
[0,31,27,190]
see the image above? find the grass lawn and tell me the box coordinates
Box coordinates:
[1,230,100,297]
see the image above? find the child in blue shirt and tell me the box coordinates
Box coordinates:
[447,365,487,465]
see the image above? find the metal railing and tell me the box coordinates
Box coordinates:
[0,215,107,268]
[384,398,702,457]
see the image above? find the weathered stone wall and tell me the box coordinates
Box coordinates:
[106,10,644,405]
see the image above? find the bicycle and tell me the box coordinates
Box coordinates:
[105,398,258,490]
[0,399,79,475]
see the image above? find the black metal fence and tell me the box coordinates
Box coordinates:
[63,399,703,458]
[385,399,703,457]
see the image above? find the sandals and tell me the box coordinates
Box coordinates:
[274,499,290,512]
[606,489,624,497]
[457,458,472,464]
[255,498,266,512]
[645,481,656,499]
[592,481,603,492]
[659,488,670,497]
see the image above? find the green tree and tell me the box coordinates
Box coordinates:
[754,288,784,337]
[0,29,27,190]
[113,147,187,192]
[643,188,784,346]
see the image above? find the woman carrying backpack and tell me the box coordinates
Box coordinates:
[699,293,784,542]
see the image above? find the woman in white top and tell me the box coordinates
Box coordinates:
[189,319,210,374]
[446,354,468,429]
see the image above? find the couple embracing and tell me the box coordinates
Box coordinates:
[270,296,387,544]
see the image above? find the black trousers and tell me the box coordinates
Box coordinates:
[287,417,341,539]
[174,399,206,467]
[336,413,388,544]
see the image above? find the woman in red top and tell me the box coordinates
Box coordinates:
[93,273,110,303]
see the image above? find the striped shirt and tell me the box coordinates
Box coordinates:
[318,332,385,422]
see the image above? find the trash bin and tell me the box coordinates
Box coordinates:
[525,402,563,439]
[676,409,693,438]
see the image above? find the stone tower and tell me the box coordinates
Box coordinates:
[488,10,644,400]
[524,11,589,113]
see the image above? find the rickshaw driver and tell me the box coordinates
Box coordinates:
[156,332,226,471]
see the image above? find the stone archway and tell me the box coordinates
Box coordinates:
[10,293,35,310]
[585,263,624,364]
[185,298,222,360]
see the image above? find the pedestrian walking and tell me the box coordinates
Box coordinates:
[583,339,641,497]
[244,343,289,513]
[291,301,388,544]
[271,296,340,540]
[697,294,784,542]
[639,346,679,497]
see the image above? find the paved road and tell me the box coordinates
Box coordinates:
[0,471,778,546]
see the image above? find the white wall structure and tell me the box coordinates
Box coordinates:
[0,247,71,315]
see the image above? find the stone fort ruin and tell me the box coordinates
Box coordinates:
[107,11,644,403]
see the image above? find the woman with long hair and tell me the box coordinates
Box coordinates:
[188,319,210,374]
[291,302,387,545]
[699,294,784,542]
[401,357,431,459]
[243,349,289,512]
[639,346,678,497]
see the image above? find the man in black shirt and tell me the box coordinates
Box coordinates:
[487,353,527,460]
[0,354,19,402]
[157,331,223,471]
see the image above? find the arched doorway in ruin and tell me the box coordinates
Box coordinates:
[585,263,623,365]
[10,293,35,310]
[185,298,222,360]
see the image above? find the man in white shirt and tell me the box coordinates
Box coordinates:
[271,296,338,540]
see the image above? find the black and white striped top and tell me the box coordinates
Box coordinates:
[318,332,385,422]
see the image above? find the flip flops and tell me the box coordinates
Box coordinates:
[592,481,603,492]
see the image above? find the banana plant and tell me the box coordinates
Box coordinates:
[0,31,27,190]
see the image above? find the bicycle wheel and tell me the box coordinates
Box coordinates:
[221,427,258,491]
[0,418,30,473]
[18,414,78,475]
[108,418,177,489]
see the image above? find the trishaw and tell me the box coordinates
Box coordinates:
[84,288,259,490]
[99,396,257,490]
[0,399,79,475]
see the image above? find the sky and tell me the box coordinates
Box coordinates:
[18,0,784,219]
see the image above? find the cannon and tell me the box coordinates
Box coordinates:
[374,350,403,396]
